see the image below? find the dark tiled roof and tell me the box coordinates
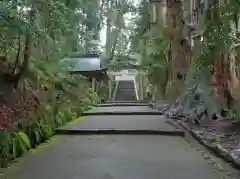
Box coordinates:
[59,52,106,72]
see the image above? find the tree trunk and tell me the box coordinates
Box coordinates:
[212,54,233,108]
[208,0,233,108]
[165,0,187,101]
[103,10,122,64]
[149,0,168,100]
[9,9,35,88]
[11,35,21,74]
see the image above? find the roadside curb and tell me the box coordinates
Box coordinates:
[173,120,240,170]
[55,128,185,136]
[82,111,164,116]
[151,102,240,170]
[95,103,150,107]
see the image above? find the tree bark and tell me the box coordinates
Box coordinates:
[103,8,123,64]
[208,0,233,108]
[7,9,35,88]
[165,0,188,100]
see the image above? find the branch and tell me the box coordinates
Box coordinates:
[12,35,21,74]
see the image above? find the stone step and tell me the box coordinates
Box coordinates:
[115,80,137,101]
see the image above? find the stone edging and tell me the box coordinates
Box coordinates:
[95,103,150,107]
[105,100,149,103]
[174,120,240,170]
[55,128,185,136]
[146,103,240,170]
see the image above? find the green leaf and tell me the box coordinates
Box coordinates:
[17,132,31,150]
[34,130,41,144]
[19,138,27,153]
[43,125,54,139]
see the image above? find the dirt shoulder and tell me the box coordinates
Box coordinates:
[182,119,240,167]
[151,102,240,169]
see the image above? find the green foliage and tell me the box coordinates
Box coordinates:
[191,1,240,79]
[127,0,170,99]
[98,81,109,101]
[12,132,31,159]
[26,121,44,148]
[55,111,67,127]
[0,132,11,167]
[102,0,136,64]
[129,0,150,53]
[0,0,104,91]
[42,125,54,140]
[142,28,169,86]
[87,90,101,104]
[232,103,240,121]
[128,0,168,82]
[0,0,105,168]
[55,106,79,127]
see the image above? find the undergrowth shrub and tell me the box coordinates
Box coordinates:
[11,132,31,159]
[232,103,240,121]
[0,86,100,167]
[0,0,103,169]
[0,132,11,167]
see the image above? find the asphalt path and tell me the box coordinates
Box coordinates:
[2,135,224,179]
[1,106,234,179]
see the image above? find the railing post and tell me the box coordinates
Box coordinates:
[96,81,99,93]
[152,85,156,101]
[108,77,112,99]
[139,72,144,100]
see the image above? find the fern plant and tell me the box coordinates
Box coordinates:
[11,132,31,159]
[42,125,54,140]
[55,111,67,127]
[26,121,44,147]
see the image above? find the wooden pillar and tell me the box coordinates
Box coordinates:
[91,78,96,92]
[139,72,144,100]
[96,82,99,93]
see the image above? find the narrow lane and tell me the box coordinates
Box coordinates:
[84,106,156,113]
[3,135,224,179]
[82,106,163,115]
[59,115,176,131]
[1,106,235,179]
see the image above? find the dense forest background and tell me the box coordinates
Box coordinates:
[0,0,240,168]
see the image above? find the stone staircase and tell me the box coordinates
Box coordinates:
[115,80,137,101]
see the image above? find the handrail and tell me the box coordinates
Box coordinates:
[133,78,140,100]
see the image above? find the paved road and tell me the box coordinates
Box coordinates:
[60,115,176,131]
[2,135,223,179]
[0,106,232,179]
